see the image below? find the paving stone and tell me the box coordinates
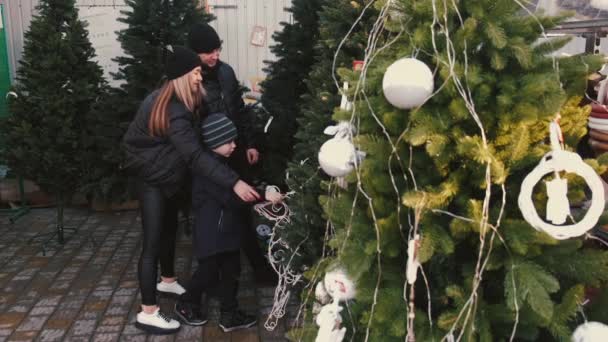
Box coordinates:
[71,320,97,336]
[15,315,48,331]
[175,325,203,339]
[118,335,146,342]
[48,308,79,322]
[44,318,71,330]
[29,306,55,316]
[109,296,132,306]
[9,330,38,341]
[64,336,94,342]
[92,333,120,342]
[231,328,260,342]
[105,304,130,316]
[203,325,230,341]
[38,329,66,342]
[119,324,143,335]
[147,334,174,342]
[113,288,137,296]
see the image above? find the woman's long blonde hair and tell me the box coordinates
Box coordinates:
[148,70,204,137]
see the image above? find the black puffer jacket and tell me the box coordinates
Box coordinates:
[122,90,239,197]
[202,61,256,149]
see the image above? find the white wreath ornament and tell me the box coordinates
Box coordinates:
[518,122,605,240]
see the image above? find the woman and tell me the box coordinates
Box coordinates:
[122,45,260,334]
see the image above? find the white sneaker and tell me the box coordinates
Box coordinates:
[135,308,180,334]
[157,280,186,295]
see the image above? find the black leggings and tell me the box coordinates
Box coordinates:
[182,251,241,312]
[137,181,179,306]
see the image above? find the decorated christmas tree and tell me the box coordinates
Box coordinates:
[279,0,379,277]
[258,0,323,188]
[82,0,213,202]
[288,0,608,341]
[0,0,104,240]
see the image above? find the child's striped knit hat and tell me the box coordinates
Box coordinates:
[201,113,238,149]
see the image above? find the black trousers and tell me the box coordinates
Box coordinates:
[183,251,241,312]
[137,181,179,306]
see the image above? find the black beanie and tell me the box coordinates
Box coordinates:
[188,23,222,54]
[201,113,238,149]
[166,45,201,80]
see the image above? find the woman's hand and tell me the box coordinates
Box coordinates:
[246,148,260,165]
[233,180,261,202]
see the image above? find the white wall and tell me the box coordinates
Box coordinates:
[76,1,128,87]
[2,0,292,89]
[207,0,293,89]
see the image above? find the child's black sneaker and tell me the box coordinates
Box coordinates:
[174,301,208,326]
[219,309,257,332]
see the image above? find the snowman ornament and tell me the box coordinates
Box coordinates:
[314,268,356,342]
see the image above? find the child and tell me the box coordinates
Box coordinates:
[175,113,259,332]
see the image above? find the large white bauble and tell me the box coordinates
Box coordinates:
[591,0,608,11]
[572,322,608,342]
[382,57,434,109]
[318,139,356,177]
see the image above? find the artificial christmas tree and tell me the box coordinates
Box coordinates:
[258,0,323,187]
[0,0,105,244]
[82,0,213,202]
[287,0,608,341]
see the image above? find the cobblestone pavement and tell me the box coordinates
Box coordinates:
[0,208,300,341]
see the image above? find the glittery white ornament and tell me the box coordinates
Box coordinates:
[323,268,356,302]
[382,58,434,109]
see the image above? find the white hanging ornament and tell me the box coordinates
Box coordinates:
[315,302,346,342]
[315,267,354,342]
[518,118,606,240]
[572,321,608,342]
[318,122,366,178]
[406,234,421,285]
[382,57,434,109]
[339,82,353,112]
[591,0,608,11]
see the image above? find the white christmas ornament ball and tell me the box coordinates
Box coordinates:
[382,57,434,109]
[572,321,608,342]
[318,139,356,177]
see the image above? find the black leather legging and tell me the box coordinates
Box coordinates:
[137,181,178,306]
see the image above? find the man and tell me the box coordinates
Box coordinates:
[188,23,275,285]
